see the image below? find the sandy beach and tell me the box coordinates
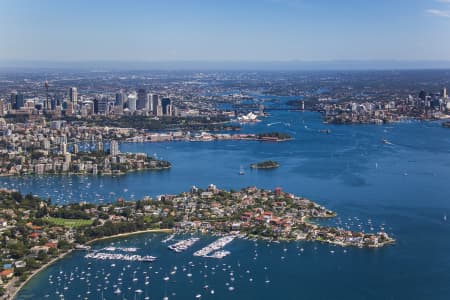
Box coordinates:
[6,228,173,299]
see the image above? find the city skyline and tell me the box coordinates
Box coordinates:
[1,0,450,66]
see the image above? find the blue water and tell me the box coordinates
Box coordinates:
[8,110,450,299]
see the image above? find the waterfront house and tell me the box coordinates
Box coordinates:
[14,261,26,268]
[0,269,13,279]
[30,245,49,256]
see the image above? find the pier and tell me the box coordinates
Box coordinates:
[193,236,235,258]
[84,252,156,262]
[168,237,200,252]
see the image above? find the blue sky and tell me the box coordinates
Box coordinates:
[0,0,449,62]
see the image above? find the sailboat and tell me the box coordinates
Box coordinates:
[239,165,245,175]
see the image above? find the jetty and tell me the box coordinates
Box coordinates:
[193,236,235,258]
[84,252,156,262]
[168,237,200,252]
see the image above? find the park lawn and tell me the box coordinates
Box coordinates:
[46,217,93,228]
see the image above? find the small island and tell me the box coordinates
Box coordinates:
[256,132,292,141]
[250,160,280,169]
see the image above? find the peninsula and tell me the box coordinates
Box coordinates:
[0,185,395,298]
[0,138,171,177]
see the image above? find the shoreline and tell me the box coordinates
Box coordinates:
[0,166,172,178]
[6,250,73,300]
[8,228,172,299]
[85,228,173,245]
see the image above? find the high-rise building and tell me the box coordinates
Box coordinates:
[110,140,119,156]
[0,99,4,116]
[128,94,137,112]
[152,94,160,116]
[443,88,448,99]
[69,87,78,106]
[157,102,163,117]
[114,93,125,115]
[94,97,109,114]
[115,91,126,109]
[162,98,171,115]
[11,92,24,109]
[93,98,99,114]
[98,97,109,115]
[64,101,74,116]
[137,89,147,110]
[10,92,17,106]
[44,80,51,110]
[146,93,152,111]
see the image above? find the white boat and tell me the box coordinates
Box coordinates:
[239,165,245,175]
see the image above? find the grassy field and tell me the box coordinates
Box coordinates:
[46,217,93,228]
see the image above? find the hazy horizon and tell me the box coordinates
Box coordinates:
[2,59,450,71]
[1,0,450,64]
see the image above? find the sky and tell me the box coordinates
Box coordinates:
[0,0,450,63]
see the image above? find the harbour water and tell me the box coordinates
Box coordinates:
[6,109,450,299]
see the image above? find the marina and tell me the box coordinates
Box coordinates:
[193,236,236,258]
[84,252,156,262]
[168,237,200,253]
[102,247,139,252]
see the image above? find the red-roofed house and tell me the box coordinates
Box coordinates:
[0,269,13,279]
[45,242,58,249]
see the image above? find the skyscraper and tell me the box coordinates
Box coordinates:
[69,87,78,106]
[115,91,126,114]
[94,97,109,114]
[152,94,160,116]
[0,99,4,116]
[10,92,17,107]
[146,93,152,111]
[44,81,50,110]
[128,94,137,112]
[137,89,147,110]
[12,93,24,109]
[442,88,447,99]
[115,92,125,107]
[162,98,171,116]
